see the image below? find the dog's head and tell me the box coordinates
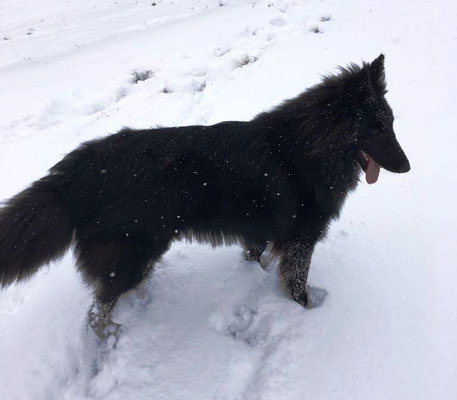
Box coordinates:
[347,54,410,184]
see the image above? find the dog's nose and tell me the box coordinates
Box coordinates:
[396,157,411,173]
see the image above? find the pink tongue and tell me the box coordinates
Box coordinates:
[366,154,380,184]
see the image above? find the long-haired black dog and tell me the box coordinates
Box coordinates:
[0,54,409,338]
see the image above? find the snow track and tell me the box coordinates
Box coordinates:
[0,1,456,399]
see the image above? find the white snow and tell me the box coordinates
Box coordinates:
[1,0,456,399]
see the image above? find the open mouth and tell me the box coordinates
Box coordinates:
[354,133,410,185]
[356,150,381,184]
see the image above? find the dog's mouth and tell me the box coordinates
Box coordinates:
[354,133,410,185]
[356,150,380,184]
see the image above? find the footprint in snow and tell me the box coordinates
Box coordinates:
[209,296,270,346]
[215,47,231,57]
[228,305,271,346]
[306,286,328,309]
[130,69,153,84]
[270,16,286,27]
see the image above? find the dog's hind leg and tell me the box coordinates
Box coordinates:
[75,231,171,340]
[275,238,315,308]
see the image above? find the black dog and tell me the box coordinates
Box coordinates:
[0,54,410,337]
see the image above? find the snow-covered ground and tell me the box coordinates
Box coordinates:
[0,0,456,399]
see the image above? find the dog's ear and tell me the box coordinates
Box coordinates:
[370,54,386,93]
[348,67,372,102]
[370,54,385,78]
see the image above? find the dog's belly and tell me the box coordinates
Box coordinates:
[179,215,274,246]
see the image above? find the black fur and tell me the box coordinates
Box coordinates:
[0,55,409,325]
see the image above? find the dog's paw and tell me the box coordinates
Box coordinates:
[243,250,259,262]
[292,286,328,309]
[88,304,123,344]
[243,248,262,263]
[292,289,308,308]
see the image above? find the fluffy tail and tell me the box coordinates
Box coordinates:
[0,176,73,287]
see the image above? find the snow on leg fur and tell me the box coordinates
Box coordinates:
[88,298,122,341]
[277,239,315,307]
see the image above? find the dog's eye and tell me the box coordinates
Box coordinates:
[368,124,384,135]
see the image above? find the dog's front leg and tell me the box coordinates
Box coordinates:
[241,239,267,264]
[277,238,315,308]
